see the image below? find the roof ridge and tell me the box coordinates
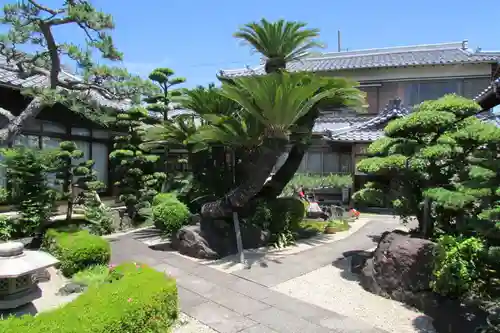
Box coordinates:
[310,41,466,60]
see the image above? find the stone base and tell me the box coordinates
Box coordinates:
[0,285,42,310]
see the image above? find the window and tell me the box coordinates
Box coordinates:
[358,86,379,113]
[463,78,491,99]
[71,127,91,136]
[42,137,62,190]
[306,152,322,173]
[298,155,307,172]
[42,122,66,134]
[379,82,403,110]
[14,135,40,149]
[92,142,108,188]
[339,153,352,173]
[0,144,6,188]
[418,80,459,101]
[92,129,109,139]
[322,152,339,173]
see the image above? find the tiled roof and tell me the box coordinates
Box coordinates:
[474,77,500,102]
[323,99,410,142]
[0,55,131,111]
[221,41,500,78]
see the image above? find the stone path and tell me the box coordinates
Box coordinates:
[110,216,399,333]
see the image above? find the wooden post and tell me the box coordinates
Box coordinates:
[233,211,245,264]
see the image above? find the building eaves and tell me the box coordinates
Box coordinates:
[0,55,131,112]
[221,41,500,78]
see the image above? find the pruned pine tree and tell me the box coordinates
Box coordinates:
[0,0,155,144]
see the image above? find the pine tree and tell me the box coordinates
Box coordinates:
[109,106,166,223]
[0,0,154,144]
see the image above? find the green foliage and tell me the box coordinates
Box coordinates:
[325,219,350,231]
[84,204,114,236]
[71,264,110,288]
[431,235,485,297]
[152,192,178,206]
[233,18,323,73]
[352,94,500,236]
[51,141,105,222]
[249,197,306,248]
[145,67,186,120]
[0,215,14,241]
[0,187,7,204]
[1,147,57,237]
[110,106,166,224]
[0,0,157,143]
[43,229,111,277]
[0,262,178,333]
[282,173,353,196]
[152,194,190,235]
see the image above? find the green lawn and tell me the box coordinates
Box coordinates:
[299,219,350,233]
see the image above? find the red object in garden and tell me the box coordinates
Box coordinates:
[350,208,360,218]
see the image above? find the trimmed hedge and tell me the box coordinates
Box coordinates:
[0,262,179,333]
[152,193,190,235]
[43,229,111,277]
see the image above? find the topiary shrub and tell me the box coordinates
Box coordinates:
[0,262,178,333]
[42,229,111,277]
[152,194,190,235]
[152,192,178,206]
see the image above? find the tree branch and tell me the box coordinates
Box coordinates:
[0,107,15,122]
[37,22,60,89]
[28,0,64,15]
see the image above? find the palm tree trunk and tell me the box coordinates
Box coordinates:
[256,108,319,199]
[201,139,287,219]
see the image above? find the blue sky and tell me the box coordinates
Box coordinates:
[1,0,499,88]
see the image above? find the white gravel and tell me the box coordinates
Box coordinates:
[173,312,217,333]
[272,260,436,333]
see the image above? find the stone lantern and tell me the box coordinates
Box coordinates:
[0,242,59,309]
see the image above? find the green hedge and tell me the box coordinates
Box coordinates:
[43,229,111,277]
[0,262,178,333]
[152,193,190,235]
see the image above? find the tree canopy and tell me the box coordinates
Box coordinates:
[0,0,155,143]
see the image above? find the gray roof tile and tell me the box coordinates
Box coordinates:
[221,41,500,77]
[323,99,411,142]
[0,55,131,111]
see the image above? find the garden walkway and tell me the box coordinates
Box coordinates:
[110,215,398,333]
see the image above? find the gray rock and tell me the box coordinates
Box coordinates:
[171,220,270,259]
[57,282,86,296]
[360,231,436,298]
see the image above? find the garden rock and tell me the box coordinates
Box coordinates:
[358,231,489,333]
[172,220,269,259]
[359,231,436,299]
[57,282,86,296]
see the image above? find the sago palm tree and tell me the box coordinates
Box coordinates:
[199,72,358,219]
[234,18,323,73]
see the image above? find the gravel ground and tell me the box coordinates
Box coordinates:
[272,262,436,333]
[173,312,217,333]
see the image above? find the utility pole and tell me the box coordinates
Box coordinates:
[337,30,341,52]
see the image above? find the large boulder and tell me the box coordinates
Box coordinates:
[171,219,270,259]
[359,230,436,302]
[359,231,489,333]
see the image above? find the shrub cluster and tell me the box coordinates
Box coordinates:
[0,262,179,333]
[152,193,190,235]
[43,229,111,277]
[249,197,306,248]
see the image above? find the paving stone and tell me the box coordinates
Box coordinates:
[204,285,270,316]
[188,262,243,285]
[177,287,208,312]
[239,323,278,332]
[225,276,273,300]
[153,263,189,279]
[159,253,202,271]
[247,307,331,333]
[188,301,257,333]
[176,273,219,296]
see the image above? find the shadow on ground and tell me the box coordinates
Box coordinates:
[0,303,38,319]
